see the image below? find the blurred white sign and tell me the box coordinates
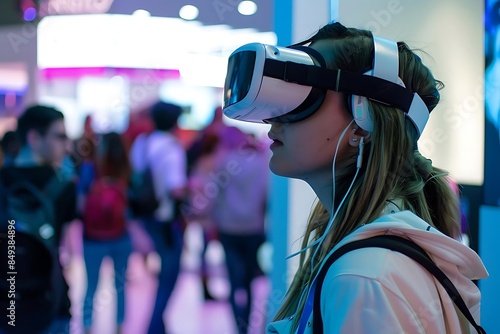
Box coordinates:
[37,14,277,88]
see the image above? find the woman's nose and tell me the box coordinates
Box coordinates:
[264,119,284,128]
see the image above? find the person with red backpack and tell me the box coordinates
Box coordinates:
[80,132,132,334]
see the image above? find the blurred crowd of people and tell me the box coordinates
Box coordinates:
[0,101,270,334]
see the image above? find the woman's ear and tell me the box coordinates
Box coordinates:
[349,126,371,147]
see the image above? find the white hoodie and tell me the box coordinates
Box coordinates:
[267,210,488,334]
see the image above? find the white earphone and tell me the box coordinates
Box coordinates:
[356,136,365,169]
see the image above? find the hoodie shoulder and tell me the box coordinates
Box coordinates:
[348,211,488,280]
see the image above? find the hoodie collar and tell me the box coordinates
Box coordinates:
[330,211,488,280]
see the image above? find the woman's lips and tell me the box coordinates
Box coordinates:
[268,131,283,149]
[270,139,283,149]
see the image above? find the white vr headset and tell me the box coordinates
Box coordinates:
[222,36,431,137]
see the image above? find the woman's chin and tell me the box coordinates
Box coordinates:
[269,160,295,179]
[269,160,284,177]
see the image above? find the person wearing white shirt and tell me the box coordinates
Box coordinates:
[130,101,187,334]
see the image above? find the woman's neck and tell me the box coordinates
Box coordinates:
[303,172,334,216]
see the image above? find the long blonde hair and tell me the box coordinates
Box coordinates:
[274,22,461,330]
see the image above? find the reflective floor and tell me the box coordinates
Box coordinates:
[62,223,270,334]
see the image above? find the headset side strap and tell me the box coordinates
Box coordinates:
[263,59,414,112]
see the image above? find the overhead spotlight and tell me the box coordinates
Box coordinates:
[238,1,257,16]
[110,75,125,85]
[132,9,151,17]
[179,5,199,21]
[23,7,37,21]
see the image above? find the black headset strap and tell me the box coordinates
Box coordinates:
[287,45,327,68]
[263,59,417,114]
[312,235,486,334]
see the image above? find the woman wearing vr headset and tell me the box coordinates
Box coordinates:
[223,22,487,333]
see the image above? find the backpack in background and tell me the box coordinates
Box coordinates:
[129,135,159,217]
[129,166,159,217]
[2,178,64,248]
[0,175,68,333]
[82,178,127,240]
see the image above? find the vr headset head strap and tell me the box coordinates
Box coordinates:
[262,45,429,136]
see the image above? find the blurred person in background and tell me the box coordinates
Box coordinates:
[186,106,229,301]
[129,100,187,334]
[79,132,132,334]
[74,115,98,214]
[0,105,77,334]
[205,126,269,334]
[186,130,220,301]
[187,107,227,168]
[0,131,21,167]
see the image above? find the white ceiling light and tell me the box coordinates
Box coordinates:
[238,1,257,16]
[179,5,199,20]
[132,9,150,17]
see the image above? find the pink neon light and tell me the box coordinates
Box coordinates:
[40,67,181,81]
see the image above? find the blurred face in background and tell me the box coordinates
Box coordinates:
[32,119,69,166]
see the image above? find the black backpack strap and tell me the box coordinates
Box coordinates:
[312,235,486,334]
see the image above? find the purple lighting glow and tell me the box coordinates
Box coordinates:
[23,7,37,21]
